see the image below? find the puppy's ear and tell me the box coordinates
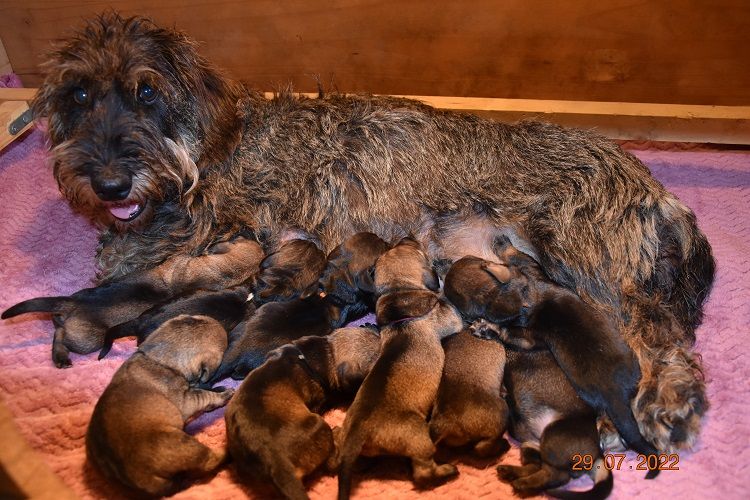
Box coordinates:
[376,290,438,326]
[482,262,511,284]
[354,266,376,293]
[423,267,440,292]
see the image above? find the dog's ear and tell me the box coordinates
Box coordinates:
[376,290,438,326]
[354,266,376,294]
[423,267,440,292]
[482,262,511,284]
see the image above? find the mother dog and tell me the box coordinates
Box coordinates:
[31,13,713,452]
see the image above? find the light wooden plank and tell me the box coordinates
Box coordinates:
[0,1,748,105]
[0,88,36,101]
[0,100,33,151]
[0,36,11,75]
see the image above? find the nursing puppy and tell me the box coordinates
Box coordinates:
[225,326,380,500]
[86,315,232,497]
[336,238,464,499]
[1,237,263,367]
[253,238,327,304]
[211,232,390,381]
[98,285,254,359]
[496,348,613,499]
[444,250,661,471]
[429,327,510,458]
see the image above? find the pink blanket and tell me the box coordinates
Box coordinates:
[1,127,748,499]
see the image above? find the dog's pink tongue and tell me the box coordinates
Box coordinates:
[109,203,140,220]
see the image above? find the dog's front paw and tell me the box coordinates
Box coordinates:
[468,319,503,340]
[52,346,72,369]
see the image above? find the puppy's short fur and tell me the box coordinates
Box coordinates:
[98,285,254,359]
[336,238,463,499]
[429,327,510,458]
[225,326,380,500]
[253,238,327,304]
[86,315,233,497]
[496,349,613,499]
[444,250,661,465]
[2,237,262,367]
[212,232,390,381]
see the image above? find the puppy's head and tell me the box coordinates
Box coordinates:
[327,326,381,393]
[254,239,326,303]
[444,256,529,324]
[374,237,439,295]
[140,314,228,383]
[320,232,392,305]
[33,13,243,230]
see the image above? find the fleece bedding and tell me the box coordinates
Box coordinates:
[1,109,748,498]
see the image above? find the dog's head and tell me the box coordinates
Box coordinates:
[444,255,532,324]
[253,239,327,304]
[33,13,243,230]
[140,314,228,384]
[320,232,392,307]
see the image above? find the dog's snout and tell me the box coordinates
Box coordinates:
[91,172,132,201]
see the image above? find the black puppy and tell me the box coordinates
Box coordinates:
[496,348,613,499]
[1,237,263,367]
[210,232,391,382]
[98,285,254,359]
[444,249,661,475]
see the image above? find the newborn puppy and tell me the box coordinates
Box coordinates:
[429,327,510,458]
[211,232,390,382]
[443,248,661,473]
[86,315,233,497]
[226,326,380,500]
[98,285,254,359]
[319,232,392,321]
[2,237,263,367]
[253,239,327,304]
[496,348,613,498]
[336,238,463,499]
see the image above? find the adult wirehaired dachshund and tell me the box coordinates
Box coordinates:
[30,12,714,451]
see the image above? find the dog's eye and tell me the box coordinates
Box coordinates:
[137,83,157,105]
[72,87,89,105]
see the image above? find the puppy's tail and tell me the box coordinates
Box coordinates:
[1,296,70,319]
[98,320,139,360]
[547,459,613,500]
[606,396,660,479]
[337,431,366,500]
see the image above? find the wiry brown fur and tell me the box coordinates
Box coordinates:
[33,12,715,451]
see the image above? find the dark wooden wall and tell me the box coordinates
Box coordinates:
[0,0,748,105]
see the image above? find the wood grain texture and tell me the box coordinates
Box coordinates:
[0,0,748,105]
[0,100,33,151]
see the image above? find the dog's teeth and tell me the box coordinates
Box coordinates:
[298,354,305,360]
[246,293,254,302]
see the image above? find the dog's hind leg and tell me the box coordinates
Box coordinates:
[404,422,458,488]
[52,326,72,368]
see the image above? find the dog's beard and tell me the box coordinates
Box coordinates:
[51,126,198,231]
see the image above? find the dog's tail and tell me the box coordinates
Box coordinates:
[98,319,140,360]
[606,395,660,479]
[547,458,613,500]
[337,431,366,500]
[1,296,71,319]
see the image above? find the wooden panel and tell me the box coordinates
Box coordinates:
[0,1,748,105]
[0,100,33,151]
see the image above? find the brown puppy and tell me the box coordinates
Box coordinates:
[2,237,263,367]
[225,326,380,500]
[429,327,510,458]
[336,238,463,499]
[495,348,612,499]
[86,315,233,497]
[443,250,661,468]
[98,285,254,359]
[253,238,327,304]
[211,232,390,382]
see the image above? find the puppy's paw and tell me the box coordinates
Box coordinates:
[473,437,510,458]
[412,462,458,489]
[52,347,72,369]
[217,387,235,402]
[496,465,523,482]
[468,319,503,340]
[206,241,232,255]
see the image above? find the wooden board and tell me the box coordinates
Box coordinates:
[0,1,748,105]
[0,36,11,75]
[0,100,32,151]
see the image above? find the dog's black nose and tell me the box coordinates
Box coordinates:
[91,174,132,201]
